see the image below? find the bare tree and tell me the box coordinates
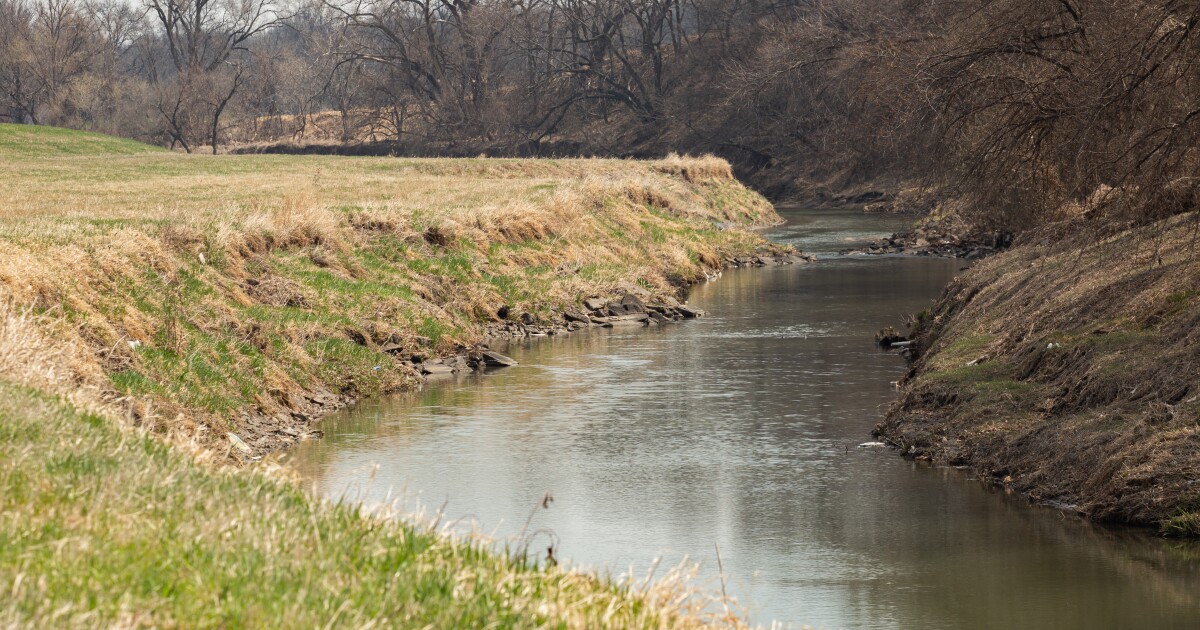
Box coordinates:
[145,0,285,152]
[920,0,1200,227]
[0,0,99,125]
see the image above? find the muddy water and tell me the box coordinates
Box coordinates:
[285,207,1200,629]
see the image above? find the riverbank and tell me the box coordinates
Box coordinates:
[877,212,1200,535]
[0,379,738,627]
[0,123,778,626]
[0,123,784,456]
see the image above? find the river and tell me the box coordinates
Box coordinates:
[284,206,1200,629]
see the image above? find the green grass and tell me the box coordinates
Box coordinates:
[0,383,714,627]
[921,361,1012,388]
[926,333,997,370]
[0,126,775,626]
[1167,289,1199,304]
[306,337,399,396]
[1162,510,1200,537]
[0,123,163,157]
[0,141,774,432]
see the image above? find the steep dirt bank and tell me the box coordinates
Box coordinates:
[0,125,785,458]
[877,213,1200,535]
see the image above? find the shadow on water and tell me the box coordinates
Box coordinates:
[284,206,1200,629]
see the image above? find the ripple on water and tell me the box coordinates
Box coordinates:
[288,208,1200,630]
[700,323,833,339]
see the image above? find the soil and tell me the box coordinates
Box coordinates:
[875,213,1200,535]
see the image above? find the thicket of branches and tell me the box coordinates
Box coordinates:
[3,0,1199,226]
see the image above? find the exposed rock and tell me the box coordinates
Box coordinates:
[942,439,968,466]
[726,249,817,268]
[848,191,886,205]
[619,293,647,312]
[481,350,518,367]
[479,248,807,342]
[590,313,650,326]
[227,432,254,455]
[842,220,1014,259]
[564,309,590,323]
[421,364,455,375]
[343,327,371,347]
[583,297,607,311]
[615,280,650,299]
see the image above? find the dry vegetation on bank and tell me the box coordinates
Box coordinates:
[879,213,1200,535]
[0,123,777,455]
[0,124,776,627]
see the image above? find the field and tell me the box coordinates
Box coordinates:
[0,124,778,627]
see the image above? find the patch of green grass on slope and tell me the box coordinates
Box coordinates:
[0,123,163,157]
[0,382,666,628]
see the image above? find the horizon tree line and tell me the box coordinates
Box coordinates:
[3,0,1199,228]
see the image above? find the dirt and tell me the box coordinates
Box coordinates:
[875,212,1200,535]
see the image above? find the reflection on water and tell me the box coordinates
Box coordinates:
[285,207,1200,628]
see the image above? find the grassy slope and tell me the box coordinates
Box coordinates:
[0,124,773,627]
[0,123,778,453]
[0,382,726,627]
[0,123,165,156]
[879,213,1200,535]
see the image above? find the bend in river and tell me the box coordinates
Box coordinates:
[285,206,1200,629]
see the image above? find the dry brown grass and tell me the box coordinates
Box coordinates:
[880,211,1200,534]
[0,296,82,392]
[0,124,779,455]
[0,125,778,628]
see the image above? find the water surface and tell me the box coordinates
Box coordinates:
[286,207,1200,628]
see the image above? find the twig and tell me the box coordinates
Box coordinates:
[714,542,732,620]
